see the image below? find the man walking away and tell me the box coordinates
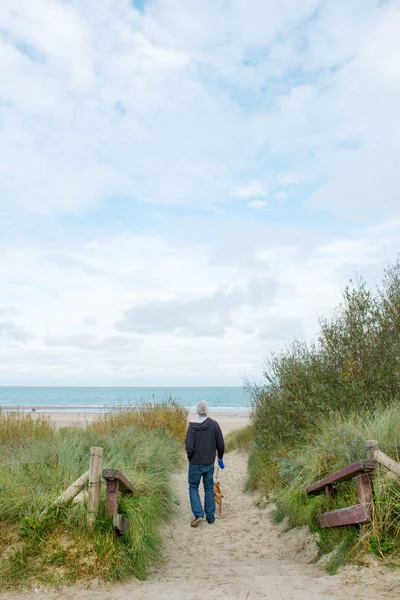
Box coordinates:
[185,401,225,527]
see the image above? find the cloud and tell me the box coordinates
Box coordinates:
[116,281,278,337]
[43,333,143,351]
[0,307,17,317]
[0,319,35,343]
[0,215,399,384]
[235,182,268,199]
[248,200,267,210]
[0,1,399,218]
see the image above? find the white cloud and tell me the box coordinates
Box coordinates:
[248,200,267,210]
[0,1,399,216]
[235,182,268,199]
[0,217,399,384]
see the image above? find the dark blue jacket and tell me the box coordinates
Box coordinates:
[185,417,225,464]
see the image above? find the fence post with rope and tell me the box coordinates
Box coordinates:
[87,446,103,529]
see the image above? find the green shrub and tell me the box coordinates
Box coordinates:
[250,260,400,452]
[247,258,400,567]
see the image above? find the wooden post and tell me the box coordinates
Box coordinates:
[105,479,120,518]
[87,447,103,529]
[102,469,135,536]
[357,473,373,508]
[325,484,334,499]
[359,451,375,547]
[366,440,378,460]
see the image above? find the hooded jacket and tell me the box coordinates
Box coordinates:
[185,417,225,465]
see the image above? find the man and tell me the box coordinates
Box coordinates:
[185,400,225,527]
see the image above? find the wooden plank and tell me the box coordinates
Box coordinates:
[113,513,130,536]
[374,449,400,479]
[105,479,120,518]
[39,470,89,522]
[306,460,377,494]
[102,469,135,494]
[357,473,373,506]
[87,447,103,529]
[317,503,371,528]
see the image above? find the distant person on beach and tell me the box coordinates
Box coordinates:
[185,401,225,527]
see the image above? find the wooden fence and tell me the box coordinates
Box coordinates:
[40,446,134,535]
[306,439,400,529]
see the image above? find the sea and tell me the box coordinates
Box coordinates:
[0,386,250,413]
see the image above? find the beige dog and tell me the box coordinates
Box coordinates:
[214,481,224,515]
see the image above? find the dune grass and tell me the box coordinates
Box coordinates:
[89,398,188,444]
[0,402,187,588]
[225,424,254,453]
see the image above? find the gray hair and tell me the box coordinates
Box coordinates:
[196,400,209,416]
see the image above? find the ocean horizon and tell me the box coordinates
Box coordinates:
[0,386,250,413]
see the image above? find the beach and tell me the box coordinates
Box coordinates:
[34,410,250,435]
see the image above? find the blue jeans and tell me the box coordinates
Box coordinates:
[188,463,215,522]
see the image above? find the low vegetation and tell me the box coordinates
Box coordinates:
[225,424,254,453]
[242,258,400,570]
[0,401,188,588]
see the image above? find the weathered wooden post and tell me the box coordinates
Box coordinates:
[87,447,103,529]
[360,440,379,547]
[366,440,379,460]
[106,479,120,518]
[102,468,135,535]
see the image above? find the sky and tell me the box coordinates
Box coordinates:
[1,0,400,386]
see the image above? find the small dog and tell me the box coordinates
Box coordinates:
[214,481,224,515]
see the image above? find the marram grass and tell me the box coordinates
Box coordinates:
[0,402,187,588]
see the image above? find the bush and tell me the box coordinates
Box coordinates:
[248,258,400,567]
[250,260,400,452]
[0,402,186,588]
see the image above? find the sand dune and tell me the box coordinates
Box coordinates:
[2,440,399,600]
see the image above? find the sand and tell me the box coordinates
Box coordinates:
[2,416,399,600]
[35,410,250,435]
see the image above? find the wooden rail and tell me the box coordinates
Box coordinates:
[102,468,135,535]
[38,449,136,535]
[39,470,89,522]
[306,460,378,528]
[366,440,400,478]
[307,440,400,529]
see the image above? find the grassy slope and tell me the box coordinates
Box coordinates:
[0,402,187,588]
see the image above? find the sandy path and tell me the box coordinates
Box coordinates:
[1,451,398,600]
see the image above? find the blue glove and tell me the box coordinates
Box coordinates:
[218,458,225,469]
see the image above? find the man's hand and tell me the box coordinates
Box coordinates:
[218,458,225,469]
